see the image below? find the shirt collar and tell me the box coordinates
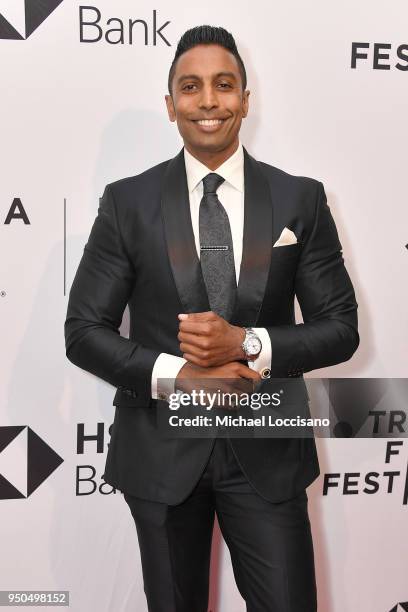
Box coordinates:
[184,140,244,194]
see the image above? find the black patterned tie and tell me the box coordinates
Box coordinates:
[199,173,237,321]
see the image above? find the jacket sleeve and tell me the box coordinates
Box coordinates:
[267,181,359,376]
[64,184,160,403]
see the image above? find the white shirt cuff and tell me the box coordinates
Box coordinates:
[247,327,272,376]
[151,353,187,400]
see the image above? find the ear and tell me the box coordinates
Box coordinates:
[165,94,176,122]
[242,89,250,118]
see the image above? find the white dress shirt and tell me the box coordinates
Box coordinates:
[151,140,272,399]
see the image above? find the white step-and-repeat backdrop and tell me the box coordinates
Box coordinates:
[1,1,407,611]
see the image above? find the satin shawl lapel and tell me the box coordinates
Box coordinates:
[161,146,273,325]
[161,148,210,314]
[232,147,273,326]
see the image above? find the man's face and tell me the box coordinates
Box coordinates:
[165,44,250,155]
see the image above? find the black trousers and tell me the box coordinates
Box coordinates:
[123,437,317,612]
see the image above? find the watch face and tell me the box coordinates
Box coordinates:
[246,336,261,355]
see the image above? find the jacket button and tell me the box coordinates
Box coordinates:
[158,392,168,401]
[261,368,271,379]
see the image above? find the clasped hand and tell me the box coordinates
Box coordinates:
[176,311,262,403]
[177,311,246,368]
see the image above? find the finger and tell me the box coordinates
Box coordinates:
[183,353,208,367]
[178,321,214,335]
[179,342,210,359]
[177,333,216,351]
[178,311,217,322]
[178,332,212,349]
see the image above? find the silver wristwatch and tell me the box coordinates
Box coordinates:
[241,327,262,360]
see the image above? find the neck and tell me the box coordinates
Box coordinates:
[184,138,239,170]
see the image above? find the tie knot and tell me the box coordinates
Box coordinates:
[202,172,225,195]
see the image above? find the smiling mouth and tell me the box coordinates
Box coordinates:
[193,118,227,126]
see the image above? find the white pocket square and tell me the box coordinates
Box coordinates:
[273,227,298,247]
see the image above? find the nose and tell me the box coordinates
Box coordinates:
[198,84,218,110]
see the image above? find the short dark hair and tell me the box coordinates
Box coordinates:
[168,25,247,95]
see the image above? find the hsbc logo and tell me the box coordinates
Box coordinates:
[0,426,63,499]
[388,603,408,612]
[0,0,64,40]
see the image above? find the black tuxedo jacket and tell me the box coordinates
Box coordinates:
[65,146,359,504]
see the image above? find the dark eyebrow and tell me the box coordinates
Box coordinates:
[177,71,238,85]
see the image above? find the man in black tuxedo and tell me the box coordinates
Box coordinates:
[65,25,359,612]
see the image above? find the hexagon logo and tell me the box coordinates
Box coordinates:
[0,426,63,499]
[0,0,64,40]
[388,603,408,612]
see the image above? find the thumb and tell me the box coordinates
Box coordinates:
[237,364,262,381]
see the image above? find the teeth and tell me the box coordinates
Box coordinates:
[197,119,223,126]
